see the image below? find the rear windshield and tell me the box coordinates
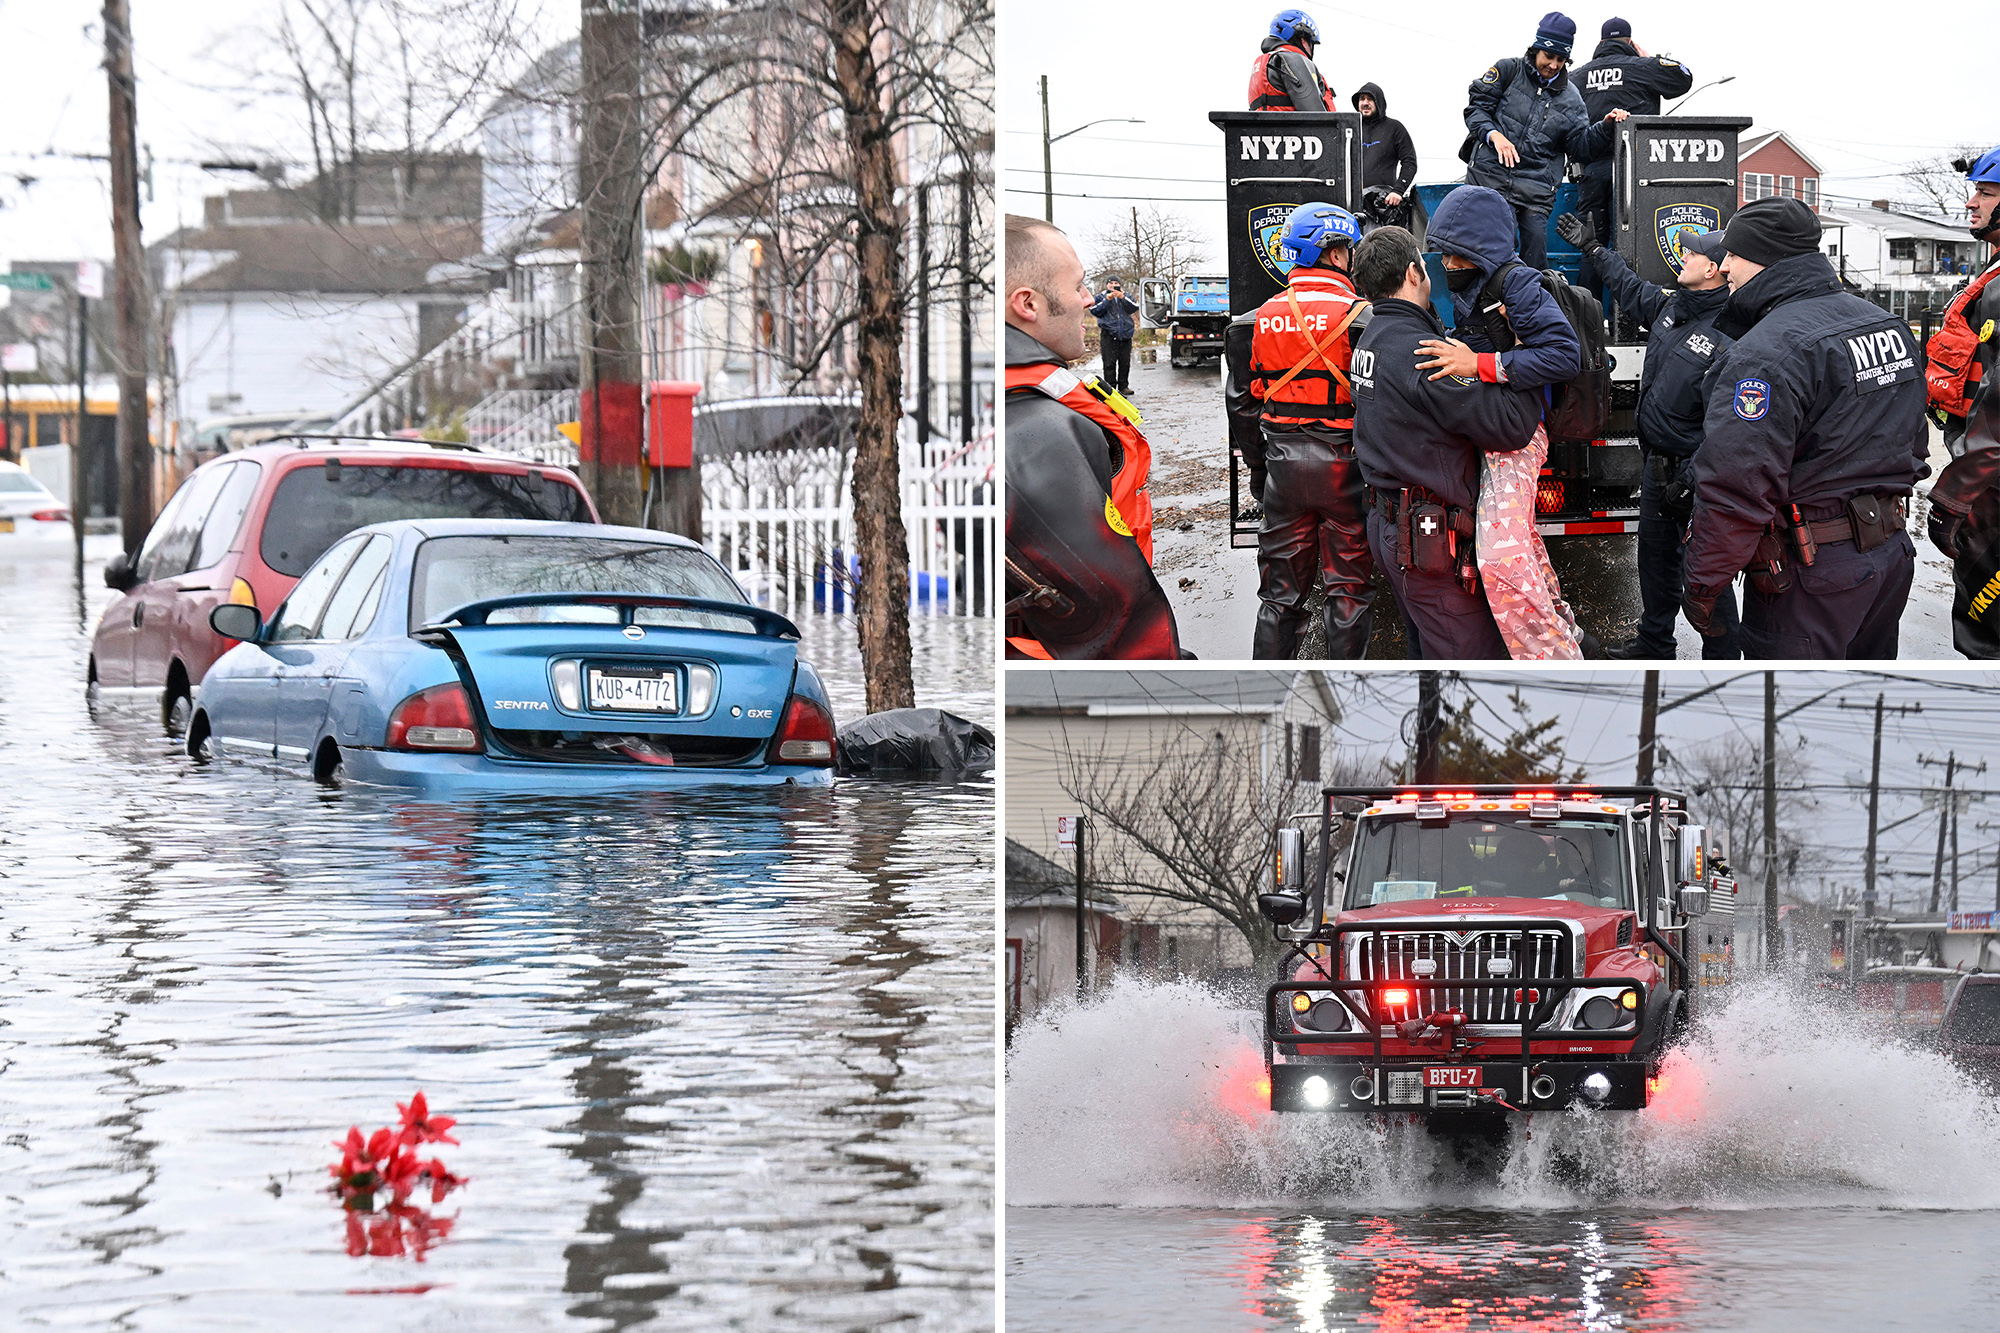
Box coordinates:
[1346,816,1629,910]
[1949,984,2000,1045]
[260,463,590,576]
[410,534,748,629]
[0,471,44,493]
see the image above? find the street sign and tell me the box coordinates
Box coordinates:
[1056,816,1079,851]
[1,344,35,373]
[75,261,104,300]
[0,272,55,291]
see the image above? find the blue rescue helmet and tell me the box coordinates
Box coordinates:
[1280,202,1361,270]
[1961,146,2000,184]
[1269,8,1321,47]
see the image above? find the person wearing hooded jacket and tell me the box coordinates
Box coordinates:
[1571,19,1692,296]
[1557,209,1741,659]
[1682,198,1929,659]
[1003,214,1183,659]
[1463,12,1624,271]
[1352,83,1417,224]
[1923,146,2000,657]
[1249,9,1337,113]
[1420,184,1586,659]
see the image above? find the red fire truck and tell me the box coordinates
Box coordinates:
[1258,784,1735,1119]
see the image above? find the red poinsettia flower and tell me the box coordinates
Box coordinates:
[421,1157,466,1205]
[396,1092,459,1148]
[344,1212,368,1257]
[366,1214,406,1258]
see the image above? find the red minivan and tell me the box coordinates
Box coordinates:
[91,437,597,732]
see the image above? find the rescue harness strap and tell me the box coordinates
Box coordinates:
[1260,288,1367,406]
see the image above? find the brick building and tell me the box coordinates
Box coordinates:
[1739,130,1823,211]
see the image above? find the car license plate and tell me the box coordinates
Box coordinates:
[588,666,677,713]
[0,518,13,533]
[1423,1066,1484,1089]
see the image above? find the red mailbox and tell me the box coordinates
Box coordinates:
[647,380,701,468]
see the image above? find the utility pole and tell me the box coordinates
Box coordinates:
[1839,693,1922,921]
[1763,672,1780,969]
[1414,672,1441,784]
[1073,816,1089,998]
[578,0,652,529]
[915,184,929,443]
[73,287,89,559]
[1131,205,1141,287]
[960,172,973,444]
[104,0,151,552]
[1041,75,1054,222]
[1917,752,1981,914]
[1635,670,1659,786]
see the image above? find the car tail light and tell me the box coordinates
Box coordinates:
[770,695,836,765]
[387,683,481,752]
[228,578,257,611]
[30,507,68,522]
[1535,477,1565,514]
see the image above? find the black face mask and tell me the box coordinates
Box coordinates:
[1445,265,1483,293]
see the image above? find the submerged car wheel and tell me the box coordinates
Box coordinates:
[186,711,214,763]
[313,740,345,788]
[164,686,192,738]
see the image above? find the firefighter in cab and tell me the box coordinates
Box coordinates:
[1923,146,2000,657]
[1248,202,1373,658]
[1003,214,1185,659]
[1249,9,1337,112]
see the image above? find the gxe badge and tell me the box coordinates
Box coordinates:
[622,624,646,640]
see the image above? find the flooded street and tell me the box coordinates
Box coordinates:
[1006,978,2000,1330]
[0,541,994,1331]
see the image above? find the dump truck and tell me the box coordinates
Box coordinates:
[1256,784,1736,1120]
[1141,273,1231,367]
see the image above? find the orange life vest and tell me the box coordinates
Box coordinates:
[1248,43,1337,112]
[1249,268,1368,429]
[1928,258,2000,419]
[1004,361,1156,562]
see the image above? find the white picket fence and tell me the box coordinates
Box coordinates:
[703,425,996,617]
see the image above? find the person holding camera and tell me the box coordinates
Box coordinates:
[1556,211,1740,658]
[1088,279,1140,397]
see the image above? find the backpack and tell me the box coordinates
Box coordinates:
[1475,259,1611,442]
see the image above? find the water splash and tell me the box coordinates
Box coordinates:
[1006,976,2000,1210]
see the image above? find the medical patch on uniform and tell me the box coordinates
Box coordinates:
[1734,378,1771,420]
[1655,203,1721,274]
[1480,66,1499,84]
[1248,201,1299,287]
[1843,326,1919,394]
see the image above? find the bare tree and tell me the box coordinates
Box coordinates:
[1084,204,1211,291]
[1055,722,1392,972]
[1896,146,1986,220]
[1661,735,1823,898]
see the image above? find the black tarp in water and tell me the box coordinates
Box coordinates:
[835,708,994,777]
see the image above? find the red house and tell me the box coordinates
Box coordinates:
[1740,130,1823,211]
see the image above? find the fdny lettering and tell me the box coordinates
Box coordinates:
[1847,327,1917,391]
[1646,138,1726,163]
[1684,332,1716,358]
[1239,134,1324,161]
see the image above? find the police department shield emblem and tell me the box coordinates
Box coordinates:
[1249,201,1299,286]
[1655,203,1722,273]
[1734,377,1771,421]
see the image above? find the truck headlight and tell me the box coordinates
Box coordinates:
[1301,1075,1331,1108]
[1301,999,1350,1033]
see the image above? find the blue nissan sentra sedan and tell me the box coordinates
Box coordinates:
[187,519,837,792]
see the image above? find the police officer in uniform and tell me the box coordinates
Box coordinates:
[1682,198,1930,658]
[1249,9,1337,112]
[1571,20,1692,298]
[1247,202,1372,658]
[1923,146,2000,656]
[1556,211,1740,658]
[1003,214,1184,658]
[1348,226,1546,659]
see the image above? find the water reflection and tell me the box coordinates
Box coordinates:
[0,546,993,1330]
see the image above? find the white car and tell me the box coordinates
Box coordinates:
[0,460,71,541]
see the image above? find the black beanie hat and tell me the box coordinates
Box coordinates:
[1602,17,1631,39]
[1715,198,1822,266]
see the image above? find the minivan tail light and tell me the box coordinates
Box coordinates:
[387,683,480,751]
[770,695,835,765]
[228,578,257,610]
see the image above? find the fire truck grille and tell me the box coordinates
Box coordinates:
[1357,929,1572,1026]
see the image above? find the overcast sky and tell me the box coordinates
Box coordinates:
[1008,669,2000,910]
[0,0,563,265]
[1000,0,2000,274]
